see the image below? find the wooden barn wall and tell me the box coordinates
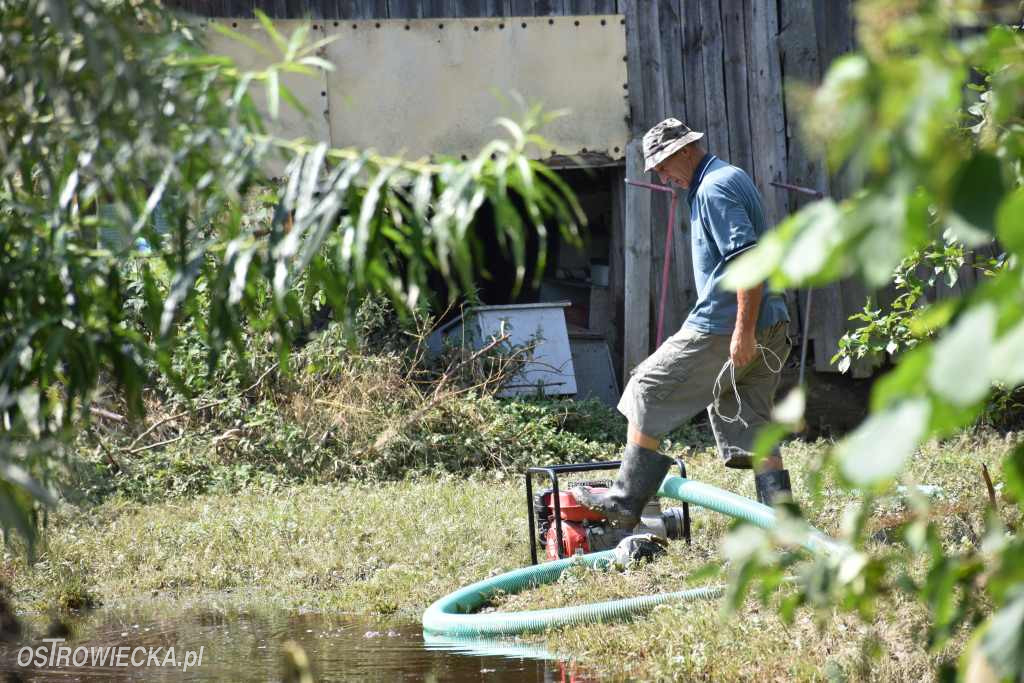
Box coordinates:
[619,0,872,377]
[170,0,983,379]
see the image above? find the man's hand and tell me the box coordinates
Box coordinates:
[730,328,757,368]
[733,284,764,368]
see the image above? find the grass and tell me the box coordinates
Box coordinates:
[7,308,1021,680]
[7,428,1020,681]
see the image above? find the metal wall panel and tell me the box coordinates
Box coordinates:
[322,16,628,161]
[200,18,331,176]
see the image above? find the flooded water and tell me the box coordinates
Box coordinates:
[0,605,595,681]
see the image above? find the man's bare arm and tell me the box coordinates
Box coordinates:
[731,284,763,367]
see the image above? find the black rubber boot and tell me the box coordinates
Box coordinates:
[755,468,793,506]
[571,444,673,529]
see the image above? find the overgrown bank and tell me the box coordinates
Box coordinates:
[72,308,654,504]
[7,431,1020,680]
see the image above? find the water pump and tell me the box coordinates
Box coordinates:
[525,461,691,564]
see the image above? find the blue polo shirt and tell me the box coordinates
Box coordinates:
[683,154,789,335]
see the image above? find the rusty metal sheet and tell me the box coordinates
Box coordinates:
[200,18,331,176]
[323,16,628,162]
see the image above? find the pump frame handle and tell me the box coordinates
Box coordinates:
[525,459,691,565]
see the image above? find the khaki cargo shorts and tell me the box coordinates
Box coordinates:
[617,321,792,468]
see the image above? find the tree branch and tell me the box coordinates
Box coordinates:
[124,362,279,454]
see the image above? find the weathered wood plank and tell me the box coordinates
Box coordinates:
[720,0,752,173]
[178,0,620,17]
[567,0,597,13]
[744,0,788,226]
[778,0,837,372]
[778,0,826,209]
[504,0,534,15]
[228,1,253,18]
[533,0,569,14]
[636,0,665,129]
[818,0,874,374]
[609,166,627,382]
[808,283,845,371]
[626,0,674,344]
[679,0,707,136]
[654,0,694,320]
[450,0,483,16]
[420,0,451,16]
[649,185,668,343]
[658,0,685,124]
[624,138,652,374]
[622,0,643,135]
[387,0,418,18]
[650,188,693,338]
[335,0,388,18]
[697,0,728,157]
[480,0,506,16]
[819,0,855,199]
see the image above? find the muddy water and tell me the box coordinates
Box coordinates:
[0,606,595,681]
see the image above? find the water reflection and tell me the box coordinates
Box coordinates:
[0,605,596,681]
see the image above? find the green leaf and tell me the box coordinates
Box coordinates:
[16,389,41,438]
[989,319,1024,388]
[210,22,272,58]
[927,303,996,407]
[752,423,790,466]
[950,152,1006,235]
[722,233,786,290]
[772,386,805,428]
[255,9,288,55]
[0,460,57,506]
[266,70,280,120]
[284,22,309,61]
[1002,444,1024,505]
[979,589,1024,679]
[298,56,334,72]
[870,345,931,412]
[278,83,309,117]
[837,399,930,487]
[782,201,843,283]
[0,480,37,556]
[59,169,78,210]
[996,186,1024,258]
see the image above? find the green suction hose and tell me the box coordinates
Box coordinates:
[421,475,845,637]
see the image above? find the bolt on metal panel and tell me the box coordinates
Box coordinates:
[200,18,332,177]
[322,16,628,163]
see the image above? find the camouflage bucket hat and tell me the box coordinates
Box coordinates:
[642,118,705,172]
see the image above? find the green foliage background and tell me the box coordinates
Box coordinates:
[722,1,1024,678]
[0,0,581,553]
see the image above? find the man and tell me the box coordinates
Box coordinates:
[573,118,794,529]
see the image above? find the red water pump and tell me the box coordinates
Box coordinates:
[526,462,691,564]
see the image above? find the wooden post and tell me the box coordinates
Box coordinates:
[624,139,652,375]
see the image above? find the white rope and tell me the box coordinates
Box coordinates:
[712,344,784,429]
